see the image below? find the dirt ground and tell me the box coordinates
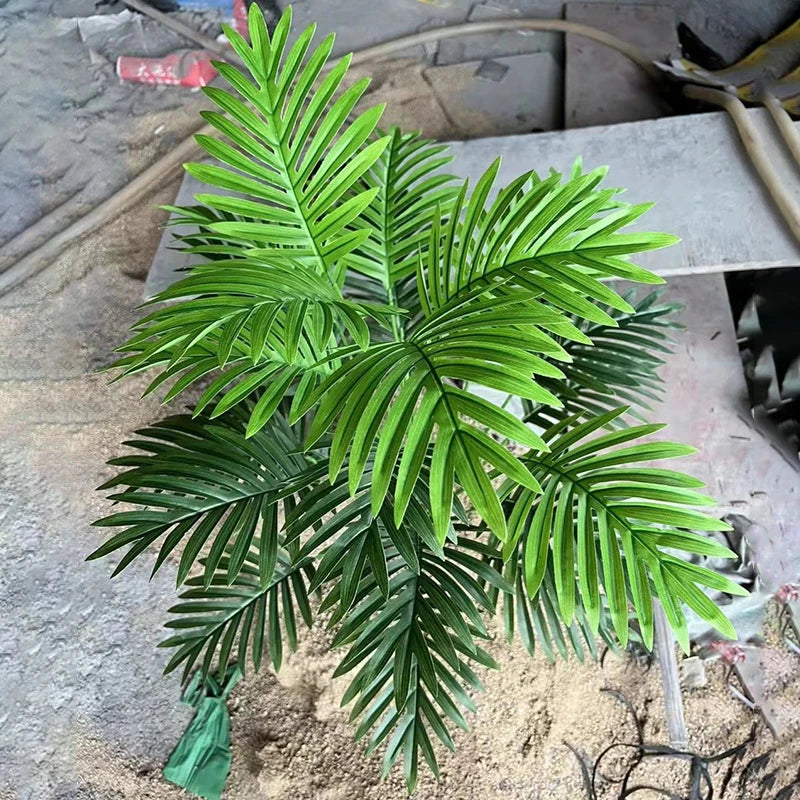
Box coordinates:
[74,608,800,800]
[4,67,799,800]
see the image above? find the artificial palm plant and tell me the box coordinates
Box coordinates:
[91,4,745,790]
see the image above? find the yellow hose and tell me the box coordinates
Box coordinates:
[684,84,800,242]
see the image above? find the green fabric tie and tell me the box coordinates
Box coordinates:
[163,666,242,800]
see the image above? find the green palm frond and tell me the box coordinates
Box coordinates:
[116,259,397,435]
[295,161,685,546]
[418,158,675,321]
[282,469,500,792]
[510,408,746,653]
[284,472,441,598]
[344,127,458,317]
[524,289,684,428]
[111,3,392,430]
[467,531,619,663]
[89,411,325,587]
[292,293,582,542]
[332,535,507,793]
[161,545,315,681]
[158,203,248,260]
[90,5,743,791]
[196,4,388,273]
[503,561,609,663]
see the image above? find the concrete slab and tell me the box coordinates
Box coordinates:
[150,108,800,290]
[565,3,679,128]
[423,51,563,137]
[435,1,564,66]
[638,275,800,592]
[443,109,800,276]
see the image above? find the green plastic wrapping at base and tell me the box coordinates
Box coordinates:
[163,666,242,800]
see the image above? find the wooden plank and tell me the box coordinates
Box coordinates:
[565,2,679,128]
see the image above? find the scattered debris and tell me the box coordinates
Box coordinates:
[680,656,708,690]
[776,584,800,604]
[58,0,248,89]
[117,48,218,86]
[57,9,191,62]
[711,641,747,666]
[565,689,757,800]
[732,270,800,450]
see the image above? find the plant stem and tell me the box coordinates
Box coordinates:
[654,601,688,750]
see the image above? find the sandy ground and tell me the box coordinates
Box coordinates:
[73,609,800,800]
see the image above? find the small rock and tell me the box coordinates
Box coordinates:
[680,656,707,689]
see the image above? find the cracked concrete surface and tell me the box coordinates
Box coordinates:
[0,192,194,799]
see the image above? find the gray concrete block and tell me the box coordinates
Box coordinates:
[444,109,800,276]
[565,3,679,128]
[679,656,707,689]
[423,51,563,138]
[151,108,800,292]
[436,1,564,66]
